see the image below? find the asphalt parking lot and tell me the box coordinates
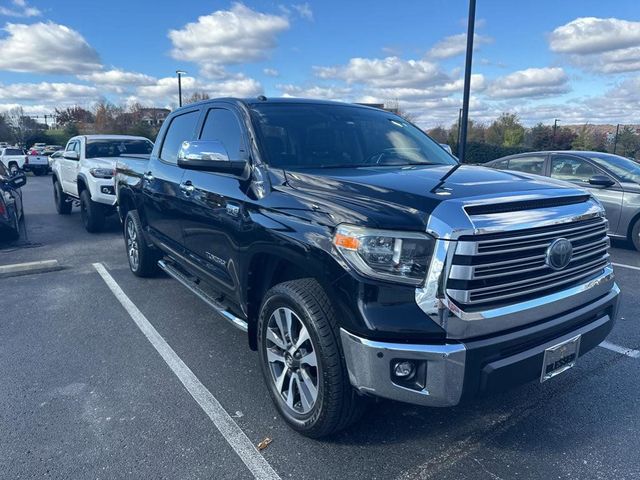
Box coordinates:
[2,175,640,480]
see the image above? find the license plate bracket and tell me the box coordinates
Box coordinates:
[540,334,581,382]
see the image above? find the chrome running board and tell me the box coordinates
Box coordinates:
[157,259,248,333]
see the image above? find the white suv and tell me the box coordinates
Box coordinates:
[51,135,153,232]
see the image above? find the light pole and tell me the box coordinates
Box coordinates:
[553,118,560,139]
[176,70,187,107]
[613,123,620,154]
[458,0,477,163]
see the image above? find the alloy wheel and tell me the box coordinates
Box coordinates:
[265,307,319,414]
[126,218,139,271]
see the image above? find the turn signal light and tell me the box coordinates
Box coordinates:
[333,233,360,250]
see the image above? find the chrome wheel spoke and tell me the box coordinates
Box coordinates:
[275,368,287,394]
[286,374,296,408]
[300,368,318,402]
[295,374,312,412]
[266,328,286,350]
[267,348,285,364]
[294,324,310,351]
[299,350,317,368]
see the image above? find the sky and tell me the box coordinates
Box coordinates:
[0,0,639,128]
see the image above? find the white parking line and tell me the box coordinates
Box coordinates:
[92,263,281,480]
[599,340,640,359]
[612,262,640,272]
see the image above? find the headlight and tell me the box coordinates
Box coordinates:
[333,224,435,285]
[89,168,114,179]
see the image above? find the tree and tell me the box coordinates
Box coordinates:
[529,123,554,150]
[0,113,12,142]
[572,124,606,151]
[184,91,211,104]
[427,126,448,143]
[486,113,524,147]
[446,119,486,151]
[93,101,122,134]
[615,126,640,158]
[54,106,94,126]
[553,127,577,151]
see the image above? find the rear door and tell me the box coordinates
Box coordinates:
[143,108,200,250]
[549,153,623,232]
[181,105,250,301]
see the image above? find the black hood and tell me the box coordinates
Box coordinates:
[277,164,588,230]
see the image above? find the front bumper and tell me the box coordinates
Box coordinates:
[341,284,619,407]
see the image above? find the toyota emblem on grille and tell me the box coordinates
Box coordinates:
[546,238,573,270]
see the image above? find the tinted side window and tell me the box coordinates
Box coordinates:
[551,156,598,183]
[65,141,77,153]
[490,159,509,169]
[508,156,545,175]
[199,108,245,160]
[0,161,7,177]
[160,110,199,163]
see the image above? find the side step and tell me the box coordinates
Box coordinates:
[158,259,248,333]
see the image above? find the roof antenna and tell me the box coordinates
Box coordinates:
[257,95,267,101]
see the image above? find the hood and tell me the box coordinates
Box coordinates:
[280,164,590,230]
[87,157,118,168]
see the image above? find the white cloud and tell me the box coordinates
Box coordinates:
[292,3,313,21]
[487,67,570,99]
[78,69,156,86]
[314,56,449,88]
[427,33,493,59]
[277,84,352,100]
[0,0,41,17]
[168,3,289,72]
[549,17,640,74]
[0,22,101,74]
[263,68,279,77]
[0,82,99,102]
[133,75,263,106]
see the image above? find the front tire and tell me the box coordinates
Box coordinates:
[631,219,640,252]
[258,278,365,438]
[80,189,104,233]
[124,210,160,277]
[53,179,72,214]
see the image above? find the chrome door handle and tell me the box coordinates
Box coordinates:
[143,172,154,181]
[180,181,195,194]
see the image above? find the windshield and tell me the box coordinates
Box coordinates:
[86,139,153,159]
[250,103,457,169]
[589,153,640,184]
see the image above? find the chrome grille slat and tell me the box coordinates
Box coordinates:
[447,215,610,309]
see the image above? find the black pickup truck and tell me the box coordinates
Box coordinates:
[116,98,619,437]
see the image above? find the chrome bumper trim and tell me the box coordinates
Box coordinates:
[340,329,466,407]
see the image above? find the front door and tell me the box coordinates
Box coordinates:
[181,106,250,302]
[61,140,81,196]
[550,154,623,232]
[142,109,199,249]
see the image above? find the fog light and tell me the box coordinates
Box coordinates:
[393,360,415,378]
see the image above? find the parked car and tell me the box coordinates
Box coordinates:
[24,151,50,176]
[485,151,640,251]
[116,98,619,437]
[0,161,27,240]
[0,147,28,175]
[51,135,153,232]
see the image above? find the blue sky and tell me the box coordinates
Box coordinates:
[0,0,639,127]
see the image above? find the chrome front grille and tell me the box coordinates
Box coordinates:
[447,216,610,309]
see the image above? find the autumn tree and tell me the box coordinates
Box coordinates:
[184,91,211,104]
[427,126,448,143]
[486,113,525,147]
[54,106,94,126]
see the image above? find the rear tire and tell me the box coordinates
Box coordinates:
[631,219,640,252]
[80,189,104,233]
[53,179,72,215]
[124,210,160,277]
[258,278,366,438]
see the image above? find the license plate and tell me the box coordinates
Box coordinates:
[540,334,581,382]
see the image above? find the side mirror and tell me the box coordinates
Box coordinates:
[588,175,615,187]
[63,151,79,160]
[8,172,27,189]
[177,140,247,175]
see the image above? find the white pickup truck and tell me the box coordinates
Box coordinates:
[51,135,153,232]
[0,147,27,174]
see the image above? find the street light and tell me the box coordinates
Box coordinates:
[458,0,477,163]
[553,118,561,139]
[176,70,187,107]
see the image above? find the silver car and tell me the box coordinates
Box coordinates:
[486,151,640,251]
